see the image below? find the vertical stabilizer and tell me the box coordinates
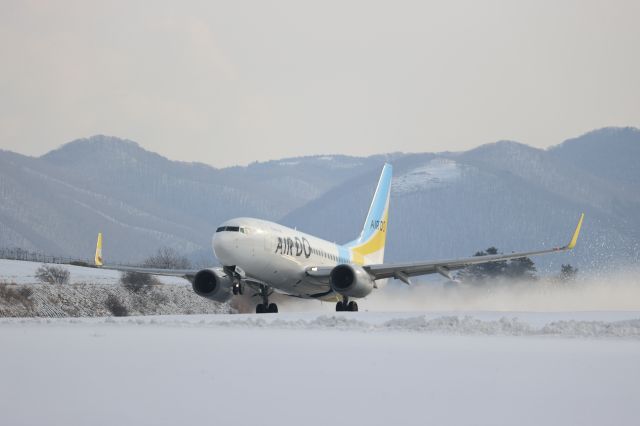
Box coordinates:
[346,164,392,265]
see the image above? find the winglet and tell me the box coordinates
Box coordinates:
[566,213,584,250]
[95,232,103,266]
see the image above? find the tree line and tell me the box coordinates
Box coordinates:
[456,246,578,284]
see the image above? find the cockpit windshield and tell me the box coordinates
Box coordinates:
[215,226,249,234]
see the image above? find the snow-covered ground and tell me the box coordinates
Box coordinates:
[2,259,640,424]
[0,259,229,317]
[0,258,188,285]
[1,311,639,426]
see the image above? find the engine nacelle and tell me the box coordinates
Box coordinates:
[192,268,233,303]
[330,264,375,298]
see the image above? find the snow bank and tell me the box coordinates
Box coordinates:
[4,312,640,340]
[0,283,231,317]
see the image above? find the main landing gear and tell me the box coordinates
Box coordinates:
[255,285,278,314]
[336,297,358,312]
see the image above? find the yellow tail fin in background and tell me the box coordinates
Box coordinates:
[95,232,103,266]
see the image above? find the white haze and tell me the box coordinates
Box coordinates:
[366,271,640,312]
[276,270,640,313]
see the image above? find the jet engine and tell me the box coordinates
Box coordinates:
[192,268,234,303]
[329,264,375,298]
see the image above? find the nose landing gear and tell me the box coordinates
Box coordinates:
[225,266,245,295]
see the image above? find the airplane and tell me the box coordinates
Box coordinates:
[94,163,584,313]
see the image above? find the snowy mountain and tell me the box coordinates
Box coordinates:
[0,136,387,262]
[282,128,640,271]
[0,128,638,270]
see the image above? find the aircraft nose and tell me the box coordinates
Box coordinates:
[212,231,235,265]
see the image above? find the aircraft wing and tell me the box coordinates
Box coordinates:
[306,213,584,284]
[364,213,584,283]
[93,233,199,278]
[93,264,199,278]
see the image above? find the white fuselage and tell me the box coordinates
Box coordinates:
[212,217,359,300]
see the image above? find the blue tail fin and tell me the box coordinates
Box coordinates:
[346,163,392,265]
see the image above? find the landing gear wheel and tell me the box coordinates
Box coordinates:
[336,301,345,312]
[348,301,358,312]
[255,285,277,314]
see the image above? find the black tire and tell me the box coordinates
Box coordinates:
[348,301,358,312]
[256,304,265,314]
[232,286,238,295]
[268,303,278,313]
[336,301,344,312]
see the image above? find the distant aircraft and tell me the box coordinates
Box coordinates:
[94,164,584,313]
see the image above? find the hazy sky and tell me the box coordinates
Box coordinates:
[1,0,638,167]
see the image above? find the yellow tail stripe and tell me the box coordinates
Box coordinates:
[350,211,388,264]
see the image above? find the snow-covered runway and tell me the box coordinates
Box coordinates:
[2,311,640,426]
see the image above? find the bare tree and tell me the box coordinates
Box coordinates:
[143,247,191,270]
[120,271,159,294]
[35,264,70,285]
[105,295,128,316]
[0,284,34,308]
[121,247,190,295]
